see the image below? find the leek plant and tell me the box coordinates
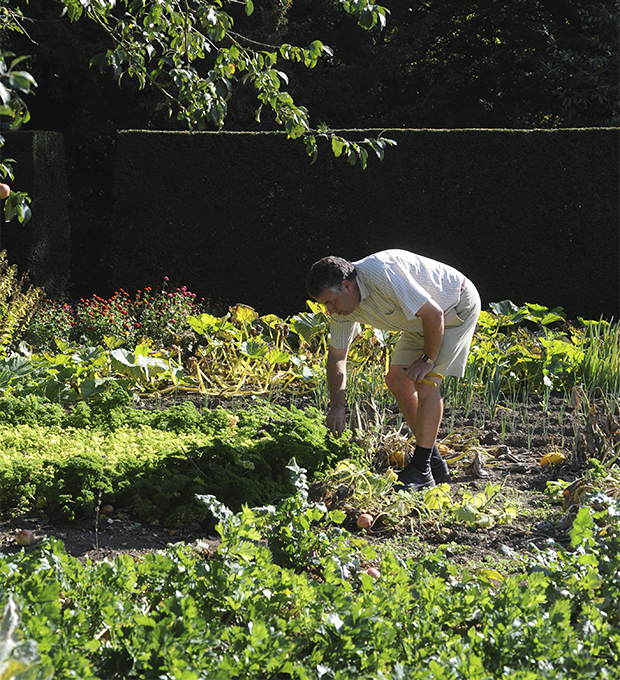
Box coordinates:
[580,319,620,396]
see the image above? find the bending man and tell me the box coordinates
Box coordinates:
[306,249,481,491]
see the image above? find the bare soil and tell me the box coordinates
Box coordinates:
[0,394,582,566]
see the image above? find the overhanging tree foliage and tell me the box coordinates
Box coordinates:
[53,0,396,168]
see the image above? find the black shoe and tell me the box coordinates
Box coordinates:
[431,445,451,484]
[395,463,436,492]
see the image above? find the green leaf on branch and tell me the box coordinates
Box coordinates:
[357,146,369,169]
[304,135,318,164]
[340,0,390,30]
[359,8,375,29]
[331,138,345,157]
[8,71,37,93]
[3,191,31,225]
[309,40,324,58]
[0,83,11,105]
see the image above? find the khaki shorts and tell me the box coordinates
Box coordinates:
[391,279,481,378]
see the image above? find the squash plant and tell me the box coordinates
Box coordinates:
[11,290,617,407]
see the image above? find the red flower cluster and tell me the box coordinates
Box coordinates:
[25,281,213,350]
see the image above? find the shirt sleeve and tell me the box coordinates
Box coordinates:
[383,261,431,320]
[329,318,361,349]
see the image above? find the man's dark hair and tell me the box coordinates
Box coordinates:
[306,256,357,300]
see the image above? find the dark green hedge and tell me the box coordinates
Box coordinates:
[2,131,71,298]
[110,128,619,321]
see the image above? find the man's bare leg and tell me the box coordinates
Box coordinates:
[385,365,443,448]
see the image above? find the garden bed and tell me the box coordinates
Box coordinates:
[0,393,580,568]
[0,286,617,678]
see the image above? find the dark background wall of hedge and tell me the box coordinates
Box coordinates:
[111,128,619,320]
[2,131,71,298]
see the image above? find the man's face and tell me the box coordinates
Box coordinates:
[317,280,360,316]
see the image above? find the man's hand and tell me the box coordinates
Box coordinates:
[402,358,435,384]
[326,405,347,438]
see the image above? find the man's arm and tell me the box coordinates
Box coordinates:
[402,299,445,383]
[326,345,349,437]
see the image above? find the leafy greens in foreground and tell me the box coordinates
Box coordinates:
[1,465,619,679]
